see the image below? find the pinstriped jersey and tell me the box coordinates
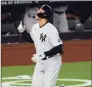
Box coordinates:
[30,22,63,54]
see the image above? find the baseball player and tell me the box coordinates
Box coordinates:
[17,4,64,87]
[52,2,70,33]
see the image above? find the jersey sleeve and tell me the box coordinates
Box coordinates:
[49,28,63,47]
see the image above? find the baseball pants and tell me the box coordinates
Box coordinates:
[31,56,62,87]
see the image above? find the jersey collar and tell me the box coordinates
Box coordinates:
[39,22,48,28]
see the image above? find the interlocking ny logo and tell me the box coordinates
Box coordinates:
[40,33,47,42]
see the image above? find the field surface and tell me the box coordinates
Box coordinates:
[2,61,92,87]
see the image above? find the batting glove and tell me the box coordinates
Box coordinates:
[31,53,45,62]
[17,21,25,33]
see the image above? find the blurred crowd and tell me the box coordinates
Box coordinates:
[1,1,92,36]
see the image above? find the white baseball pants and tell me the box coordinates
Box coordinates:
[31,56,62,87]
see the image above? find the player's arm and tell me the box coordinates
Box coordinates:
[44,44,64,57]
[17,21,33,42]
[32,44,63,62]
[44,28,64,58]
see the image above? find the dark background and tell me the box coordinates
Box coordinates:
[1,1,92,43]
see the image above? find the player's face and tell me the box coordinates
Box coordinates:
[35,8,45,20]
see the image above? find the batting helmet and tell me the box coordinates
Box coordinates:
[37,4,53,19]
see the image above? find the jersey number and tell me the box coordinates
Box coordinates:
[40,33,47,42]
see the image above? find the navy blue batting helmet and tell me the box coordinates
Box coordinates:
[37,4,53,19]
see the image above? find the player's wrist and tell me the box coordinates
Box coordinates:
[31,53,46,63]
[38,53,46,60]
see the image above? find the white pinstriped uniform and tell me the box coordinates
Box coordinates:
[30,22,63,87]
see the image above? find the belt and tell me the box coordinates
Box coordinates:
[54,11,64,14]
[42,56,53,60]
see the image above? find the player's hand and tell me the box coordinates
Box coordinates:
[17,21,26,33]
[31,53,45,62]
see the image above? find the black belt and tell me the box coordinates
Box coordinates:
[54,11,64,14]
[42,56,53,60]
